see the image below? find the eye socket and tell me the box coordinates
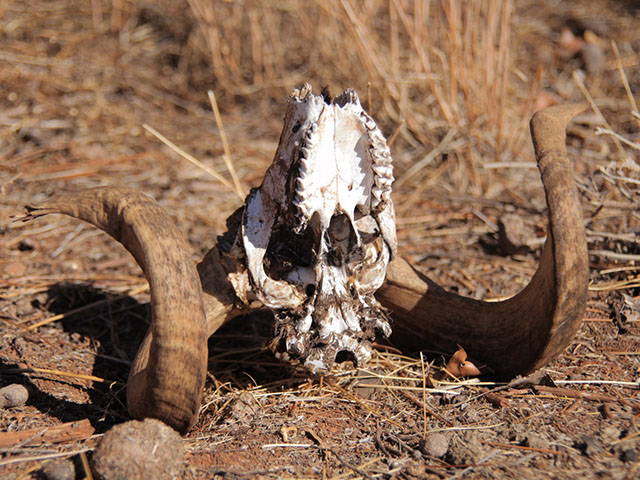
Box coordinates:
[292,124,301,133]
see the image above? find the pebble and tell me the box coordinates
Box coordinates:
[40,459,76,480]
[497,214,531,255]
[420,433,449,458]
[0,384,29,408]
[90,418,184,480]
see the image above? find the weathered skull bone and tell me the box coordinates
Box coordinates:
[218,84,396,372]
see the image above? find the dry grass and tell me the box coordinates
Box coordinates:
[1,0,640,478]
[188,0,524,196]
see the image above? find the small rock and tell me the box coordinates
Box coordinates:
[446,431,486,465]
[497,214,532,255]
[524,431,547,450]
[40,458,76,480]
[12,336,26,357]
[0,384,29,408]
[576,434,603,457]
[224,391,260,425]
[619,447,638,463]
[90,419,184,480]
[420,433,449,458]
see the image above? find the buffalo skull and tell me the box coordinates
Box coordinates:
[23,85,588,434]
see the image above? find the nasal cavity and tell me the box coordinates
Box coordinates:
[334,350,357,366]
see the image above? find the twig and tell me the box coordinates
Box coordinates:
[23,284,148,331]
[80,451,94,480]
[0,448,92,467]
[532,385,640,410]
[207,90,245,198]
[589,250,640,262]
[0,419,94,448]
[611,40,639,122]
[480,440,557,455]
[327,456,384,480]
[555,380,639,388]
[572,70,626,158]
[327,381,403,428]
[397,389,453,427]
[595,127,640,152]
[142,123,243,200]
[421,352,428,439]
[4,367,110,384]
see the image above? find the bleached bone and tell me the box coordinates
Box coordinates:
[22,86,588,434]
[217,84,396,373]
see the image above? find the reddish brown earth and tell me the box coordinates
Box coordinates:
[1,1,639,478]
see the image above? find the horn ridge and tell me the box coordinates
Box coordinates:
[378,104,589,378]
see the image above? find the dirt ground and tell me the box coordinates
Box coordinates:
[1,1,639,479]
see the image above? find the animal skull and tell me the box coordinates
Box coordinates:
[23,86,589,435]
[218,84,396,372]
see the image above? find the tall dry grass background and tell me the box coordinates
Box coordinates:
[187,0,527,199]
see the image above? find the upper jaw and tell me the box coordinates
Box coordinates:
[219,84,397,373]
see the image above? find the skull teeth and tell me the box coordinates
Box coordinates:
[334,88,360,107]
[234,85,396,375]
[292,82,313,101]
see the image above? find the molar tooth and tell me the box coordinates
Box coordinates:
[295,177,307,196]
[373,175,392,189]
[372,186,383,202]
[371,142,391,159]
[360,112,376,129]
[372,164,393,179]
[300,83,312,100]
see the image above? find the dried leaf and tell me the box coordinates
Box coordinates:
[444,346,481,377]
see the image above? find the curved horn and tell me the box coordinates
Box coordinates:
[24,187,209,433]
[377,104,589,378]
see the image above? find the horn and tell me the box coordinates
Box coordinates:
[377,104,589,378]
[24,187,210,433]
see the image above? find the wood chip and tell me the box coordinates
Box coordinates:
[0,419,94,447]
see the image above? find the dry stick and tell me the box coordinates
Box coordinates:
[0,419,94,448]
[327,457,384,480]
[420,352,428,439]
[532,385,640,411]
[478,387,510,408]
[327,381,403,429]
[142,123,243,200]
[611,40,639,119]
[595,127,640,152]
[5,367,110,384]
[397,388,453,427]
[23,284,148,331]
[0,448,92,467]
[590,250,640,263]
[207,89,245,198]
[80,451,94,480]
[598,166,640,185]
[479,440,557,455]
[572,71,626,158]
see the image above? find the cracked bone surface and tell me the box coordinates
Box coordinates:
[23,87,588,433]
[218,84,397,373]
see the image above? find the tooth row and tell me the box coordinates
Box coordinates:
[292,123,319,224]
[334,88,360,108]
[291,83,313,102]
[360,112,394,206]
